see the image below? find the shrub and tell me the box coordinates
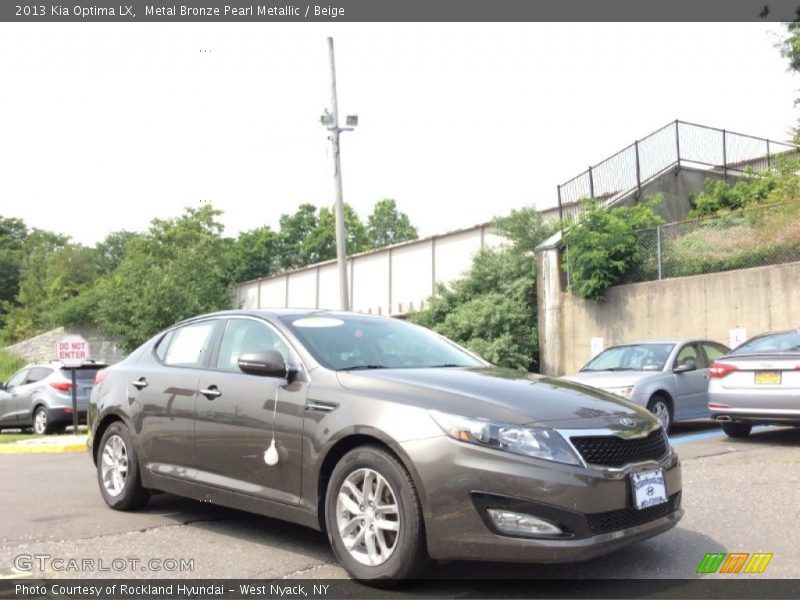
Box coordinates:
[564,198,663,302]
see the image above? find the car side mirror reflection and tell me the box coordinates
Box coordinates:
[238,350,298,383]
[673,361,697,374]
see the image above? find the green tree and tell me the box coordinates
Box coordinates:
[564,198,663,302]
[229,226,280,282]
[1,229,72,342]
[410,207,555,371]
[366,199,418,249]
[92,231,141,275]
[305,204,370,263]
[276,203,318,270]
[93,205,233,351]
[779,23,800,143]
[0,216,29,328]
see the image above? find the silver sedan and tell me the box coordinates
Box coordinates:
[563,339,730,432]
[708,329,800,438]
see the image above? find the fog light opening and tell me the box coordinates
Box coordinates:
[486,509,563,537]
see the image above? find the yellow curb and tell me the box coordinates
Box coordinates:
[0,443,88,455]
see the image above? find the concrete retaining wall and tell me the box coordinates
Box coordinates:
[4,326,125,365]
[541,261,800,376]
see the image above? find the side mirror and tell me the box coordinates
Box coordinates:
[238,351,298,383]
[0,382,4,390]
[674,361,697,374]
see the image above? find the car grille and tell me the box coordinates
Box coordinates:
[570,428,669,467]
[585,492,681,535]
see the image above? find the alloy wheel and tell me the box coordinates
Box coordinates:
[335,468,401,567]
[101,434,129,497]
[651,401,670,430]
[33,409,47,435]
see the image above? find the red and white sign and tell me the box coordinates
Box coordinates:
[56,334,91,367]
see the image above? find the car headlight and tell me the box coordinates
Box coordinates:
[429,411,581,466]
[603,386,634,398]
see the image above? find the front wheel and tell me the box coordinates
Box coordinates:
[97,422,149,510]
[722,422,752,438]
[325,446,430,582]
[647,395,673,433]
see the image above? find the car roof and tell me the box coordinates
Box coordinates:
[606,339,716,347]
[27,360,107,369]
[175,308,389,326]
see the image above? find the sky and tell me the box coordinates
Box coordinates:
[0,22,798,246]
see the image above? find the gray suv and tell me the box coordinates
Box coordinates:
[0,361,106,434]
[89,310,682,582]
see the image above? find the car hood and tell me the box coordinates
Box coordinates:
[337,367,655,430]
[562,370,661,389]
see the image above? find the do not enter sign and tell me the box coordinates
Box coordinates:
[56,334,91,367]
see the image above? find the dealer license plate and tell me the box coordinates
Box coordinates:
[755,371,781,385]
[630,469,667,510]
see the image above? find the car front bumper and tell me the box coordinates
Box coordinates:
[401,436,682,563]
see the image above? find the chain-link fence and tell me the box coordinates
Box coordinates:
[624,202,800,283]
[556,120,800,223]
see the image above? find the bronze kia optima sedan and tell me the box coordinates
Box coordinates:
[88,310,682,581]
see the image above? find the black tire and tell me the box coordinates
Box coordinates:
[32,406,56,435]
[722,422,752,438]
[96,422,149,510]
[325,445,430,583]
[647,394,674,433]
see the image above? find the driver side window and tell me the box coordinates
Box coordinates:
[216,319,290,372]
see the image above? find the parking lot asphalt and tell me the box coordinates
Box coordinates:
[0,423,798,585]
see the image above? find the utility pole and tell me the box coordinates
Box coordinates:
[321,37,357,311]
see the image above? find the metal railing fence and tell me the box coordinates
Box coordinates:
[557,120,800,223]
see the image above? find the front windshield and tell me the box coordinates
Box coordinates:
[729,331,800,355]
[282,314,486,371]
[581,343,675,372]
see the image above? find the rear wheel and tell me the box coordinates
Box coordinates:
[722,422,752,438]
[325,446,430,583]
[97,422,149,510]
[32,407,55,435]
[647,394,673,432]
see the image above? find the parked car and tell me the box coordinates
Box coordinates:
[0,360,107,434]
[708,328,800,438]
[88,310,682,581]
[562,339,730,432]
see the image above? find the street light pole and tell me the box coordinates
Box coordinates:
[323,37,355,311]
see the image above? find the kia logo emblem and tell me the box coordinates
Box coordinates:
[619,417,636,427]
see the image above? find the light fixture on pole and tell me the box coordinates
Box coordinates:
[321,37,357,311]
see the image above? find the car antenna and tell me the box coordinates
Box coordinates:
[263,365,289,466]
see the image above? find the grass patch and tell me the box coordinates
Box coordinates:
[0,350,25,381]
[0,432,43,444]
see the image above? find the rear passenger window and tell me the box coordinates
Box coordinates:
[702,343,727,363]
[26,367,52,383]
[674,344,699,368]
[162,321,217,368]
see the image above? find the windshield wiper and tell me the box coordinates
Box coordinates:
[427,363,461,368]
[338,364,388,371]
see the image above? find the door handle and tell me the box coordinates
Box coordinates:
[200,386,222,400]
[131,378,148,390]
